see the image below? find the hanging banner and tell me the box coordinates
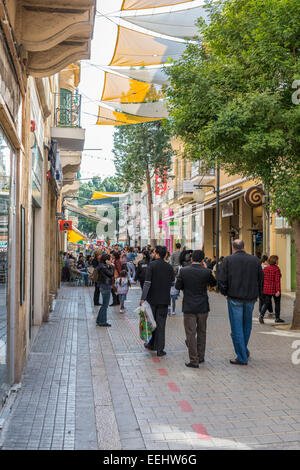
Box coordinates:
[155,169,167,196]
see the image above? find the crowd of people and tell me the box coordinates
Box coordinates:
[61,241,285,368]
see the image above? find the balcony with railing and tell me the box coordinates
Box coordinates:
[191,161,215,183]
[51,90,85,152]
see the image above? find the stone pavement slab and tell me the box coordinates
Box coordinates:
[0,283,299,450]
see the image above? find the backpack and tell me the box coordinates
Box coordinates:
[91,268,99,283]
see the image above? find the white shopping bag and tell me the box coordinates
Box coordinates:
[134,301,157,331]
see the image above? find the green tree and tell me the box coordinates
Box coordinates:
[165,0,300,328]
[113,121,173,245]
[76,176,121,237]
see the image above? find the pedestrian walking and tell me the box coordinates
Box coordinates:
[175,250,216,368]
[93,253,102,306]
[140,246,175,357]
[179,249,193,268]
[170,243,182,274]
[135,250,151,290]
[110,252,121,306]
[169,277,180,316]
[218,239,263,365]
[116,270,131,313]
[259,255,284,324]
[96,254,114,327]
[127,247,137,282]
[259,255,273,317]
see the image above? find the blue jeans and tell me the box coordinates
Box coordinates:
[227,299,255,364]
[96,289,111,325]
[127,262,135,281]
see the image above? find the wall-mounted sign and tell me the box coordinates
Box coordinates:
[59,220,72,231]
[244,186,264,208]
[222,201,234,218]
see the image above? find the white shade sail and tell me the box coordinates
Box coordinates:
[107,66,170,85]
[122,4,209,39]
[121,0,193,11]
[104,100,168,118]
[109,25,186,66]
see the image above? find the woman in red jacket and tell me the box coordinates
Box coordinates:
[259,255,284,324]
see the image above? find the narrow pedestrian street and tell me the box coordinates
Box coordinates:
[0,285,299,451]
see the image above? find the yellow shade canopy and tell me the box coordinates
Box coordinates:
[91,191,125,200]
[67,226,87,244]
[121,0,192,10]
[109,25,186,67]
[96,105,163,125]
[101,72,163,103]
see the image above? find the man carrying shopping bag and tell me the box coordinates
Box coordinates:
[140,246,175,357]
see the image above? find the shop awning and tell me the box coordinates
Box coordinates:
[96,105,164,125]
[109,25,186,66]
[67,226,87,244]
[123,4,208,39]
[101,71,163,103]
[65,202,113,223]
[121,0,193,11]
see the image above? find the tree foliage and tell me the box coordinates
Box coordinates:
[113,121,173,193]
[165,0,300,221]
[77,176,121,236]
[165,0,300,327]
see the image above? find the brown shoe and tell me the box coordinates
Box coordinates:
[230,359,247,365]
[259,316,264,324]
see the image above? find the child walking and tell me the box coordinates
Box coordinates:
[116,270,131,314]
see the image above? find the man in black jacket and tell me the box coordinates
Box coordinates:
[175,250,216,368]
[217,240,263,365]
[140,246,175,357]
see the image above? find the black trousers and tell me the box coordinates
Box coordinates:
[148,304,168,353]
[259,294,273,314]
[261,295,281,319]
[111,288,120,305]
[94,284,100,305]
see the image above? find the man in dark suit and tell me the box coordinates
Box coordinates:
[140,246,175,357]
[175,250,216,368]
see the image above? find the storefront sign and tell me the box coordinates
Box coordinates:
[59,220,72,231]
[244,186,264,207]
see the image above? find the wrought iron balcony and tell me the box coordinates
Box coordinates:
[54,91,82,128]
[51,91,85,152]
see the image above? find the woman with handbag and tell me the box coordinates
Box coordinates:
[96,254,114,327]
[110,252,121,306]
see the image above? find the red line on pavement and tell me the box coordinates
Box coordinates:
[158,368,168,376]
[167,382,180,392]
[192,424,211,440]
[178,400,193,412]
[152,357,160,363]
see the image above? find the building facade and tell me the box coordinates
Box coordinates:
[0,0,95,407]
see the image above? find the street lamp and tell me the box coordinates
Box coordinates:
[192,167,220,268]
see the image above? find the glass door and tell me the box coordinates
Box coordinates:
[0,128,13,401]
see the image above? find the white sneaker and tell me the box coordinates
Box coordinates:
[171,311,176,315]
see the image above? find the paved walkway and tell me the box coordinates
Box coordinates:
[0,284,299,450]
